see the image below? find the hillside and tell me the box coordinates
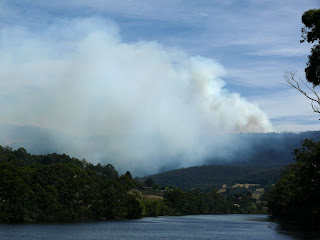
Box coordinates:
[204,131,320,165]
[1,127,320,191]
[147,164,282,191]
[0,145,145,222]
[0,145,268,222]
[147,131,320,191]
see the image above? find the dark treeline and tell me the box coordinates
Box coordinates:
[148,165,282,192]
[266,139,320,229]
[141,188,266,217]
[0,146,266,223]
[148,131,320,191]
[219,131,320,166]
[0,146,141,222]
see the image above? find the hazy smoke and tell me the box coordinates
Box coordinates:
[0,18,272,175]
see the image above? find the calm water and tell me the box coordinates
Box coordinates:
[0,215,319,240]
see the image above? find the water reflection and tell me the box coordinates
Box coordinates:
[268,217,320,240]
[0,215,319,240]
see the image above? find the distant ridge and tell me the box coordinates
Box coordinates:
[0,124,319,180]
[147,131,320,191]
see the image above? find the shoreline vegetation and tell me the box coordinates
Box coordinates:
[0,146,267,223]
[1,138,319,231]
[266,139,320,230]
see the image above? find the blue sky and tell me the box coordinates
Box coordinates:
[0,0,319,133]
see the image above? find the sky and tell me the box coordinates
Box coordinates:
[0,0,319,174]
[1,0,319,131]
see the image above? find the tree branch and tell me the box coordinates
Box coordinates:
[284,70,320,114]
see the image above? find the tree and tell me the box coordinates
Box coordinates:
[285,71,320,113]
[0,146,145,222]
[144,177,155,187]
[267,139,320,229]
[286,9,320,114]
[124,171,132,179]
[301,9,320,86]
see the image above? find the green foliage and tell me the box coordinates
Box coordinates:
[144,177,156,187]
[162,188,265,216]
[148,165,282,192]
[0,146,140,222]
[267,139,320,228]
[0,145,270,223]
[305,42,320,87]
[140,187,265,218]
[301,9,320,44]
[140,198,169,217]
[301,9,320,86]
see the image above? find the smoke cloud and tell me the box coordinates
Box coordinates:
[0,18,272,175]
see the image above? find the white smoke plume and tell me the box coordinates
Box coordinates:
[0,18,272,175]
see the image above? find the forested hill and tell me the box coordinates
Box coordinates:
[0,145,268,222]
[205,131,320,166]
[148,131,320,191]
[148,164,282,191]
[0,146,142,222]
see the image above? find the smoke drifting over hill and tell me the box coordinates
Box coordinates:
[0,18,272,175]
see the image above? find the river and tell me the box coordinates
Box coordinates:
[0,215,319,240]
